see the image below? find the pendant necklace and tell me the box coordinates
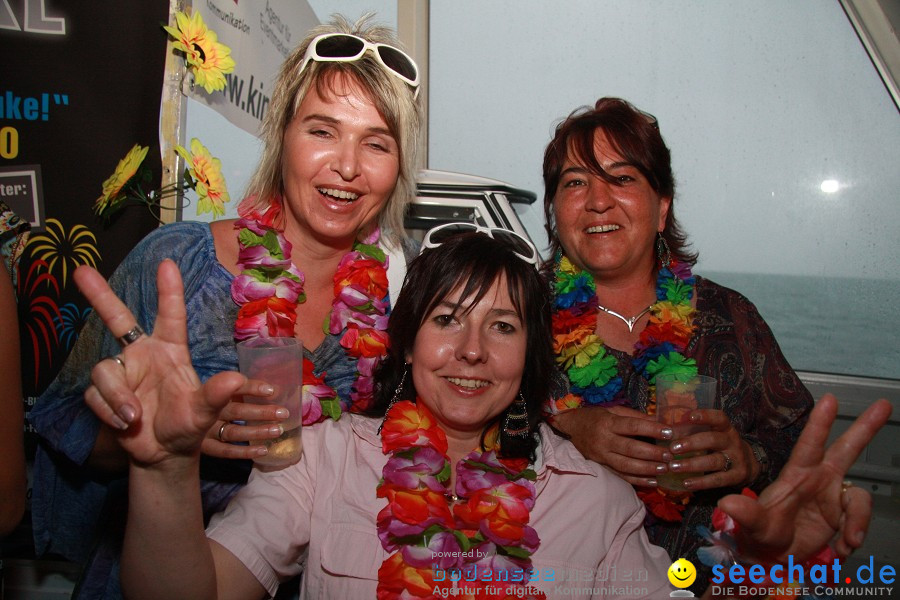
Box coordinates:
[595,302,653,332]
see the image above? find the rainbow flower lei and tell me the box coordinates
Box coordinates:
[231,205,390,423]
[376,400,546,600]
[549,252,698,520]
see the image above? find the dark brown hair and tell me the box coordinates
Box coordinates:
[542,97,697,267]
[371,232,555,460]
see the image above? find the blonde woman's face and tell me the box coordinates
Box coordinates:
[280,75,400,247]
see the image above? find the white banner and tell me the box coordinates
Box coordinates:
[192,0,319,137]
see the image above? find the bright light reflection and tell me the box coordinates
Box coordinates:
[820,179,840,194]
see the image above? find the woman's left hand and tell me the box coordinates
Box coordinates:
[665,409,758,490]
[719,394,891,563]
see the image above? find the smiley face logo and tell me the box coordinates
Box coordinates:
[667,558,697,588]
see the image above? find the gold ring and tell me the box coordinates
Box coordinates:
[217,422,228,443]
[842,479,853,493]
[721,451,733,472]
[111,355,125,369]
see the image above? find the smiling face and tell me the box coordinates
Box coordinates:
[407,275,527,443]
[552,129,671,281]
[280,73,400,248]
[667,558,697,588]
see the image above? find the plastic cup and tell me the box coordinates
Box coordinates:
[236,337,303,469]
[655,374,717,490]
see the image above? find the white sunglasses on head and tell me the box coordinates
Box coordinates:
[421,222,540,267]
[299,33,420,99]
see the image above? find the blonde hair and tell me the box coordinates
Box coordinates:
[240,14,421,246]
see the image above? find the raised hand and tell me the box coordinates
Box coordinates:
[76,260,255,466]
[551,405,672,486]
[717,393,891,563]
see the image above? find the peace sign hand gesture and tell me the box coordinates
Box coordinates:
[717,393,891,564]
[76,260,258,468]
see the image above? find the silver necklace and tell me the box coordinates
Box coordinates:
[596,302,653,333]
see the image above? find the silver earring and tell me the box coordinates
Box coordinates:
[503,393,530,438]
[656,233,672,269]
[377,364,409,434]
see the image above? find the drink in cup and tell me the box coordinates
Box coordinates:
[236,337,303,468]
[655,374,717,491]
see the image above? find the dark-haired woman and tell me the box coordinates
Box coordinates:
[542,97,815,590]
[71,225,886,599]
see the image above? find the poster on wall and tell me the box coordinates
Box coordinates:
[0,1,169,449]
[189,0,319,137]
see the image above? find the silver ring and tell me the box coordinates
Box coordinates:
[117,325,145,347]
[111,355,125,369]
[842,479,853,493]
[721,451,733,472]
[217,422,228,443]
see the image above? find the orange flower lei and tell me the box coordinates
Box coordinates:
[376,400,546,600]
[231,204,390,422]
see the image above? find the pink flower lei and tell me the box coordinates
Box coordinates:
[376,400,546,600]
[230,205,390,423]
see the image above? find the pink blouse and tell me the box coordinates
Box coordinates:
[207,416,672,599]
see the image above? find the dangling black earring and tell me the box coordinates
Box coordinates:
[502,393,530,438]
[656,233,672,269]
[377,364,409,434]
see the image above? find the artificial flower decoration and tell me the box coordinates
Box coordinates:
[376,400,546,599]
[231,207,390,420]
[93,142,230,222]
[549,252,699,520]
[175,138,230,217]
[94,144,149,215]
[163,10,235,93]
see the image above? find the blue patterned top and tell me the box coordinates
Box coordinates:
[28,221,411,599]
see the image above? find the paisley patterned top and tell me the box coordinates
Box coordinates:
[587,276,813,593]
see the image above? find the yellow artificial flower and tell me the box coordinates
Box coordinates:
[164,10,235,93]
[555,333,602,369]
[175,138,230,217]
[559,255,578,274]
[652,301,694,323]
[94,144,148,215]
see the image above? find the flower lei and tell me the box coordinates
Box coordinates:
[697,488,840,599]
[376,400,546,600]
[231,204,390,423]
[549,252,698,521]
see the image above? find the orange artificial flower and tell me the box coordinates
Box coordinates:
[340,326,389,358]
[552,329,592,354]
[377,553,434,599]
[552,394,583,414]
[380,401,449,454]
[382,488,451,525]
[334,257,390,298]
[235,296,298,338]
